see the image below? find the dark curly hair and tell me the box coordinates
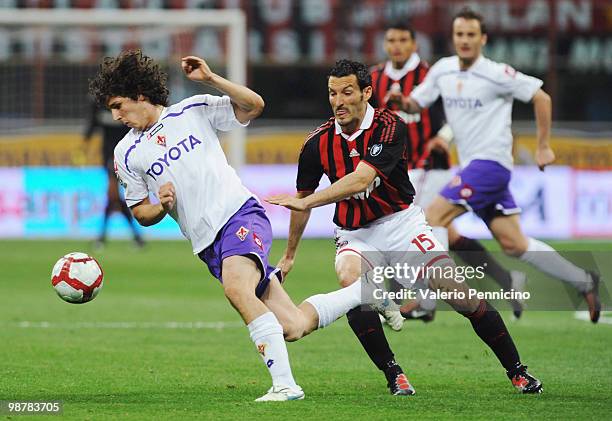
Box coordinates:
[89,50,169,108]
[327,59,372,91]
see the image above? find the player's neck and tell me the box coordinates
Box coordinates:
[459,56,479,71]
[144,105,164,130]
[392,59,407,70]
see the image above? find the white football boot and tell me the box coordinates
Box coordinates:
[361,272,405,331]
[255,385,305,402]
[379,309,404,331]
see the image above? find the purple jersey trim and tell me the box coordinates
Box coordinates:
[123,131,146,174]
[161,102,208,120]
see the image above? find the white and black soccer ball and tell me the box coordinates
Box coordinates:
[51,252,104,304]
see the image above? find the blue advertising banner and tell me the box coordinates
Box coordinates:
[1,166,611,239]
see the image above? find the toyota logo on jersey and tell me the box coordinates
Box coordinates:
[145,135,203,180]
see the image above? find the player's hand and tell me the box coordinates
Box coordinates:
[277,254,295,281]
[426,136,450,154]
[265,194,308,211]
[158,182,176,212]
[384,90,403,106]
[535,146,555,171]
[181,56,214,83]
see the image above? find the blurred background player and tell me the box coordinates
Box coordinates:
[83,102,144,249]
[269,59,543,394]
[370,21,526,321]
[405,8,601,323]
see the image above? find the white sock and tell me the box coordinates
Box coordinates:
[519,238,592,292]
[305,280,362,329]
[417,292,437,311]
[432,226,449,250]
[247,312,298,389]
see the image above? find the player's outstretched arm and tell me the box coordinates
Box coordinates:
[181,56,264,124]
[532,89,555,170]
[266,162,377,211]
[278,192,313,280]
[401,95,423,114]
[130,182,175,226]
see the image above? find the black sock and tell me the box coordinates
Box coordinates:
[98,202,113,241]
[451,236,512,290]
[464,300,521,371]
[346,307,402,383]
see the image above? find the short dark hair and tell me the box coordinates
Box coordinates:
[453,7,487,35]
[385,20,416,40]
[89,49,169,108]
[327,59,372,91]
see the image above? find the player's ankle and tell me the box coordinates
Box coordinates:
[382,359,403,381]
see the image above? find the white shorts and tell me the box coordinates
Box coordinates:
[408,169,454,209]
[334,205,451,287]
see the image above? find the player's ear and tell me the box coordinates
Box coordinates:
[363,85,373,102]
[481,33,488,47]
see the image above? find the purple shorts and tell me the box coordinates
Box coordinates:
[439,159,521,224]
[197,197,280,298]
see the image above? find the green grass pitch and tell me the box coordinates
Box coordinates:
[1,239,611,420]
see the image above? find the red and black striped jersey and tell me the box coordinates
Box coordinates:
[297,107,415,229]
[370,59,450,170]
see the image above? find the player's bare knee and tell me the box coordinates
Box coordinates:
[335,261,361,288]
[498,236,526,257]
[222,283,247,303]
[337,269,360,288]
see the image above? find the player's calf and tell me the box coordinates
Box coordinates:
[429,269,544,394]
[462,300,543,394]
[496,233,529,257]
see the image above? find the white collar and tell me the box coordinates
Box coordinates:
[335,103,375,142]
[457,54,484,72]
[383,53,420,80]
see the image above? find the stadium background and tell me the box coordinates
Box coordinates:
[1,1,611,419]
[0,0,611,241]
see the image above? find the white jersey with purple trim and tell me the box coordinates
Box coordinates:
[410,55,543,170]
[113,94,252,254]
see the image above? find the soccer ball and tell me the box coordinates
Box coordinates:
[51,252,104,304]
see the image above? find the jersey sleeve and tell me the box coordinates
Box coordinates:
[363,118,407,178]
[495,64,543,103]
[194,94,249,132]
[113,142,149,207]
[410,62,441,109]
[296,138,324,192]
